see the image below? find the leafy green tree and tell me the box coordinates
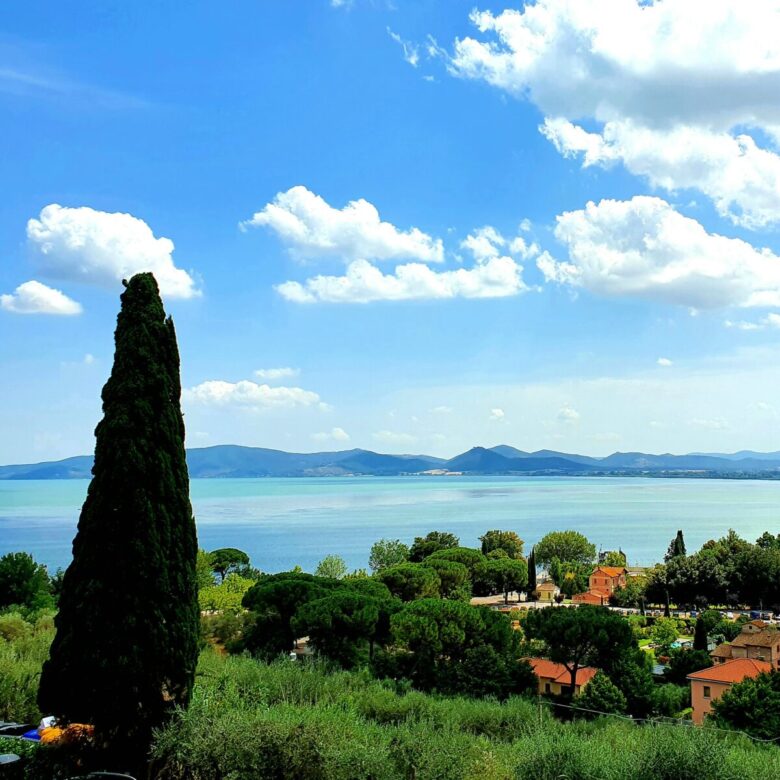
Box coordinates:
[527,546,537,594]
[711,671,780,740]
[474,558,528,604]
[756,531,780,550]
[315,554,348,580]
[376,563,440,601]
[651,617,679,655]
[610,577,647,609]
[0,552,52,610]
[549,558,590,598]
[196,549,216,590]
[408,531,459,562]
[38,274,199,760]
[524,605,635,699]
[665,529,686,562]
[663,648,712,686]
[209,548,250,583]
[534,531,596,567]
[610,656,656,718]
[369,538,410,573]
[293,584,399,667]
[574,672,626,716]
[199,573,255,613]
[421,558,470,599]
[241,572,340,657]
[651,682,690,717]
[479,530,524,559]
[601,550,627,567]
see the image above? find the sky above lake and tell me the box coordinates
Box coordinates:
[3,0,780,463]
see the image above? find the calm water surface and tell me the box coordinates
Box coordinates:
[1,476,778,573]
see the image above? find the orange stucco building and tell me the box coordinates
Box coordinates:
[687,658,772,725]
[527,658,598,697]
[572,566,627,604]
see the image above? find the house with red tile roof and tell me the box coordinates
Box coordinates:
[687,658,772,725]
[527,657,598,697]
[572,566,627,605]
[709,622,780,669]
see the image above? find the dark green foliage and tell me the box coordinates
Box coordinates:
[711,670,780,740]
[479,529,524,559]
[375,563,440,601]
[665,530,687,561]
[426,546,486,576]
[0,552,53,610]
[293,585,401,668]
[386,598,534,698]
[208,547,250,582]
[421,558,470,599]
[610,656,656,718]
[408,531,459,562]
[610,576,648,608]
[534,530,596,566]
[524,605,636,700]
[37,273,199,759]
[663,648,712,686]
[241,572,341,657]
[474,557,528,604]
[601,549,627,566]
[527,546,537,594]
[574,671,626,716]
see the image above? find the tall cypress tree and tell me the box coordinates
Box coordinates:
[527,546,537,594]
[664,529,687,562]
[38,273,199,759]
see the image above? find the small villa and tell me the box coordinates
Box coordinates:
[687,658,772,725]
[572,566,627,605]
[709,620,780,669]
[527,658,598,697]
[535,581,560,603]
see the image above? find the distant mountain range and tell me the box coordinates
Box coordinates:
[3,444,780,479]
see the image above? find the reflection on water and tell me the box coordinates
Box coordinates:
[1,476,779,574]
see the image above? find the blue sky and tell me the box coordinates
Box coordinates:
[3,0,780,463]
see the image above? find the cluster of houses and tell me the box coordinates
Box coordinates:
[525,590,779,725]
[525,564,779,725]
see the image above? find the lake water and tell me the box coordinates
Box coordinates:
[1,476,778,574]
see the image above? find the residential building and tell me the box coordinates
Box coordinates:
[572,566,627,604]
[709,621,780,669]
[687,658,772,725]
[535,581,560,603]
[527,658,598,697]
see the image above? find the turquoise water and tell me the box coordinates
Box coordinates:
[0,476,778,573]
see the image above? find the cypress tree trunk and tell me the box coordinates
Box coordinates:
[38,273,199,762]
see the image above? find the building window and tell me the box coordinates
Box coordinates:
[545,683,551,694]
[703,686,711,699]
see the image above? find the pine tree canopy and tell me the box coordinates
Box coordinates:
[38,273,199,757]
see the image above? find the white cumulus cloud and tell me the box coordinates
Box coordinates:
[657,358,673,367]
[539,196,780,309]
[254,367,300,381]
[388,28,420,67]
[0,280,82,315]
[489,408,505,421]
[27,204,199,298]
[276,256,525,304]
[312,427,351,443]
[448,1,780,227]
[241,186,443,264]
[557,405,580,424]
[184,380,326,410]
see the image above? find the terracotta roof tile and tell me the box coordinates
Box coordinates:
[527,658,599,686]
[687,658,772,684]
[710,643,733,658]
[593,567,626,577]
[730,630,779,648]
